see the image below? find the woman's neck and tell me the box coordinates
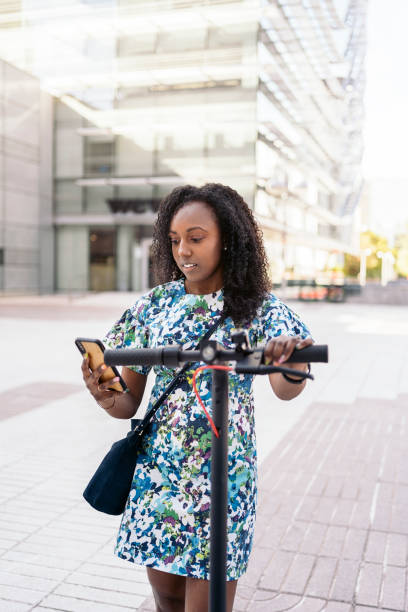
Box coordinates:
[184,278,223,295]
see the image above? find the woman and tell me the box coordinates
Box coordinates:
[82,183,312,612]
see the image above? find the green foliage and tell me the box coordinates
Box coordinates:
[360,230,393,280]
[344,254,360,278]
[395,224,408,278]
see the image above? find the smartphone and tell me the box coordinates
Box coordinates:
[75,337,127,393]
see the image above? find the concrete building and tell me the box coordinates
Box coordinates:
[0,0,367,293]
[0,59,53,294]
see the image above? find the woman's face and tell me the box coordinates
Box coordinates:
[169,200,223,294]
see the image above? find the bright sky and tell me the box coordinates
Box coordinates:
[363,0,408,239]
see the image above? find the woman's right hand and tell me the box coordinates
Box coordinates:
[81,355,123,410]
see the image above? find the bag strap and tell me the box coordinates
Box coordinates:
[130,312,226,434]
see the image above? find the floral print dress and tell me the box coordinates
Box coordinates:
[103,279,310,581]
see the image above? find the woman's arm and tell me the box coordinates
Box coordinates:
[268,367,308,401]
[264,336,313,401]
[82,359,147,419]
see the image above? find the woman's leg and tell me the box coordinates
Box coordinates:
[146,567,186,612]
[185,576,238,612]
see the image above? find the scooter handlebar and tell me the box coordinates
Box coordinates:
[284,344,328,364]
[104,348,166,367]
[104,344,328,368]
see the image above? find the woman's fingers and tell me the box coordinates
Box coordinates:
[81,354,91,378]
[81,360,120,399]
[276,338,299,364]
[264,336,313,365]
[265,337,291,364]
[98,377,120,392]
[264,337,297,364]
[90,363,108,385]
[295,337,313,351]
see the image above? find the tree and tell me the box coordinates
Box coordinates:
[360,230,391,279]
[395,224,408,278]
[344,253,360,278]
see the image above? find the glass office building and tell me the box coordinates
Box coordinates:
[0,0,367,293]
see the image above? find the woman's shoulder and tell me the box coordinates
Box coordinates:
[255,291,311,337]
[256,291,286,317]
[127,280,184,316]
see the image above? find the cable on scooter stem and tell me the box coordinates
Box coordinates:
[192,365,233,438]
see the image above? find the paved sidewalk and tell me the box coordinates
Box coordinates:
[0,295,407,611]
[236,392,408,611]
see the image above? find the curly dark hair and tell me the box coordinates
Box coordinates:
[151,183,271,325]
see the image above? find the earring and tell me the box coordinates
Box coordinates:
[223,246,227,251]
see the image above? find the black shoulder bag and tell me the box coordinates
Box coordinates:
[83,314,225,515]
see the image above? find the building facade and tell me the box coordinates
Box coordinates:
[0,0,367,294]
[0,59,53,293]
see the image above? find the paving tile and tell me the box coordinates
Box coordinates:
[390,504,408,534]
[342,528,367,560]
[0,538,17,550]
[233,584,254,611]
[307,556,337,598]
[365,531,387,563]
[0,585,43,605]
[0,519,37,535]
[381,565,406,610]
[386,533,407,566]
[11,542,97,562]
[281,553,315,594]
[231,596,249,612]
[251,592,326,611]
[324,604,352,612]
[355,562,382,607]
[1,551,80,571]
[350,502,372,530]
[0,602,32,612]
[371,484,393,531]
[330,559,360,602]
[320,526,346,557]
[45,527,111,545]
[313,498,337,524]
[0,382,84,422]
[332,499,355,526]
[251,591,300,611]
[0,511,48,528]
[0,559,68,581]
[243,545,272,584]
[54,583,146,608]
[38,594,136,611]
[0,568,58,592]
[280,522,305,551]
[295,496,319,522]
[79,562,147,583]
[258,551,293,591]
[266,516,292,545]
[308,475,328,497]
[301,522,327,555]
[340,479,360,500]
[65,571,151,596]
[319,479,343,501]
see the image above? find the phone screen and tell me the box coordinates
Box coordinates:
[75,338,127,393]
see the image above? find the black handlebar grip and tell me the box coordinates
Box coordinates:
[104,348,164,367]
[285,344,328,363]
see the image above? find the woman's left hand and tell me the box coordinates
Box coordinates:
[264,335,314,370]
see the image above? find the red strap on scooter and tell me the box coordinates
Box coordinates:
[192,365,233,438]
